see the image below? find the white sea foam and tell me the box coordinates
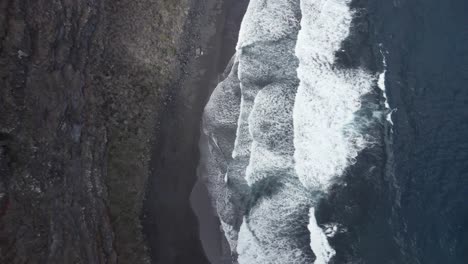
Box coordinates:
[234,0,312,263]
[237,0,301,49]
[198,57,247,257]
[308,208,336,264]
[323,222,347,238]
[238,218,311,264]
[377,55,389,109]
[244,81,296,185]
[233,1,300,184]
[237,178,315,264]
[377,48,395,126]
[294,0,374,191]
[220,219,238,254]
[200,0,381,263]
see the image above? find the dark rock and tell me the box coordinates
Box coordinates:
[0,0,231,263]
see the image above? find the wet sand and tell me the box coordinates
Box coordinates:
[142,1,248,263]
[190,2,249,263]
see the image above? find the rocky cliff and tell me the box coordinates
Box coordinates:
[0,0,244,263]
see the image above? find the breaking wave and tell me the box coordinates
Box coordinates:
[196,0,389,263]
[294,0,374,191]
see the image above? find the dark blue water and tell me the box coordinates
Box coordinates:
[378,0,468,263]
[318,0,468,263]
[195,0,468,262]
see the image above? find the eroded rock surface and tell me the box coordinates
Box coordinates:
[0,0,234,263]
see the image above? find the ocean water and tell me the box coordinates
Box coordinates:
[196,0,468,263]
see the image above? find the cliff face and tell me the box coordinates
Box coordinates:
[0,0,213,263]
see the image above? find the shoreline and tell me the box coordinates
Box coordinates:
[142,0,248,263]
[190,1,249,263]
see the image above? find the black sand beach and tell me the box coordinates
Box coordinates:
[142,1,248,263]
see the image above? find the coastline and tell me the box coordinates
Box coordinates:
[142,0,248,263]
